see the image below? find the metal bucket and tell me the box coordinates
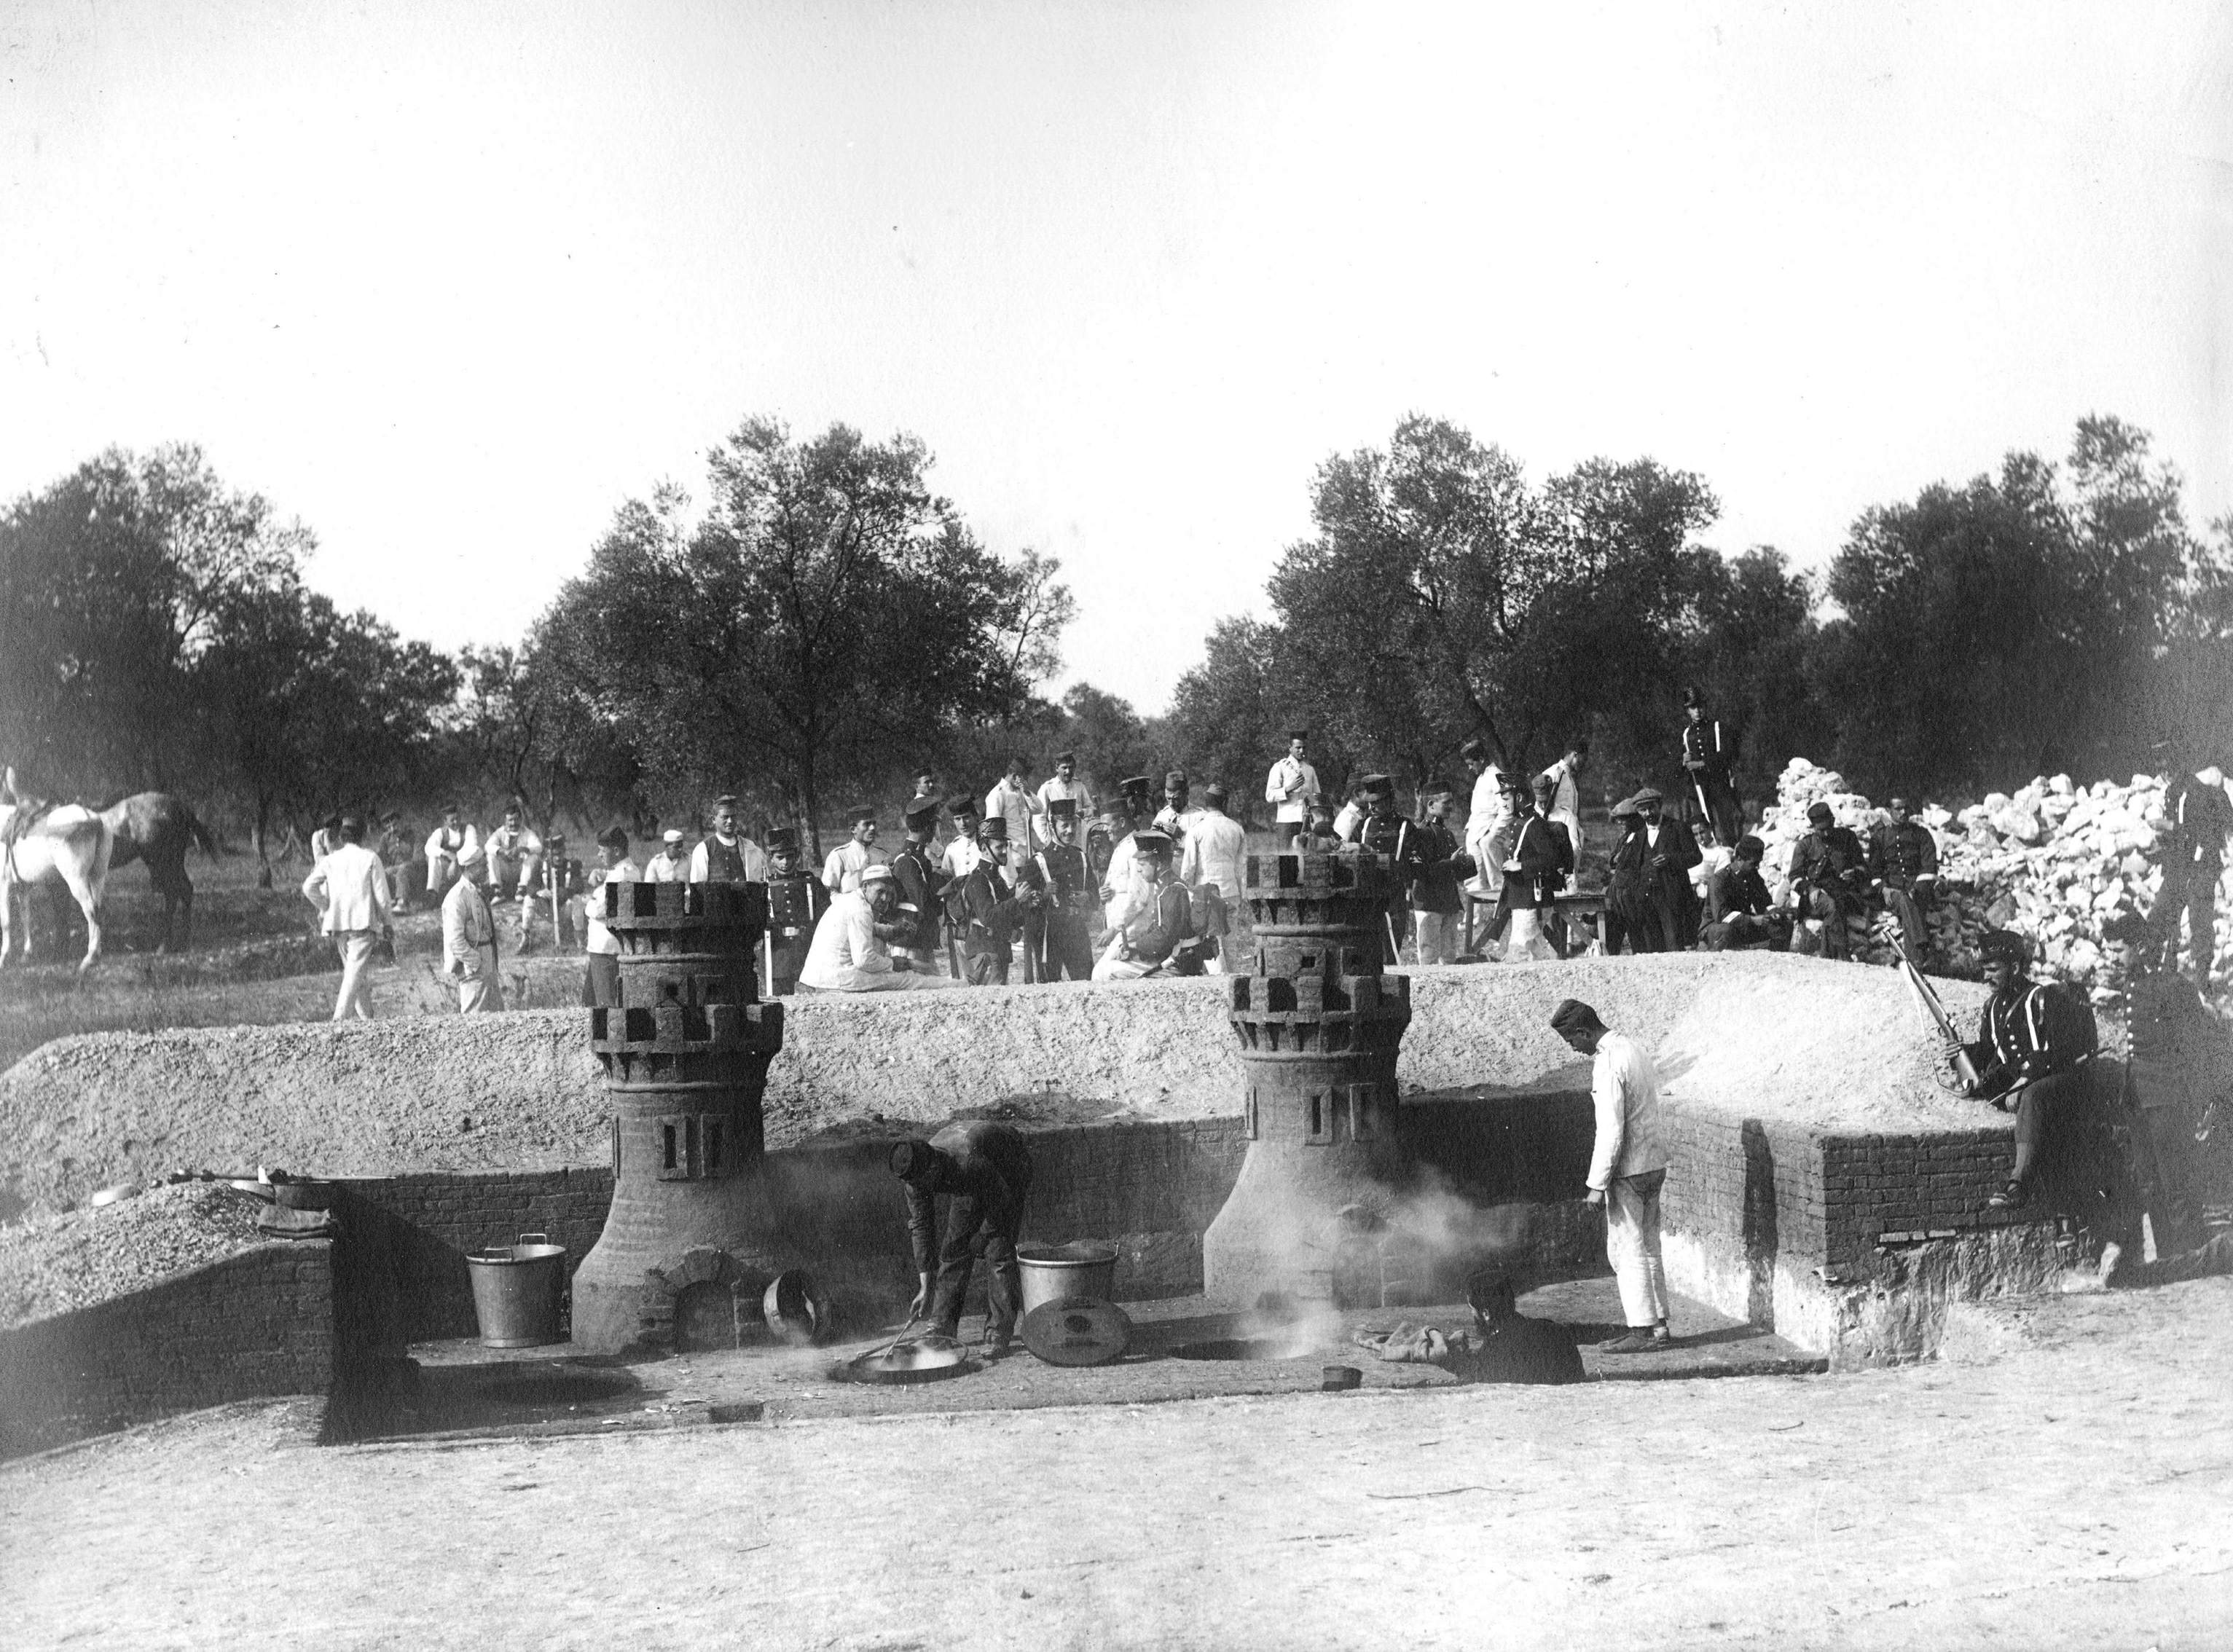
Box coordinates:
[1016,1241,1118,1316]
[466,1232,568,1348]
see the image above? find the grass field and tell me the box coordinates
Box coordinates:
[0,853,587,1074]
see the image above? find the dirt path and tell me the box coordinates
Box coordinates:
[5,1280,2230,1651]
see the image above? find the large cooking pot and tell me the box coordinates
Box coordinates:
[1016,1241,1118,1315]
[832,1333,975,1385]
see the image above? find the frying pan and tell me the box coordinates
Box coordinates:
[831,1329,976,1386]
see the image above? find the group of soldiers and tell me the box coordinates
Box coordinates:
[663,755,1252,997]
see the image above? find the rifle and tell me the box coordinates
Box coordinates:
[1898,945,1979,1089]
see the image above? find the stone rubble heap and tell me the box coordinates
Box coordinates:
[1746,758,2229,997]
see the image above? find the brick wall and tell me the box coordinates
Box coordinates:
[0,1242,336,1458]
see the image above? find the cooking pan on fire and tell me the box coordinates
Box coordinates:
[831,1332,976,1386]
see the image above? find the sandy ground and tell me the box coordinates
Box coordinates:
[5,1278,2229,1651]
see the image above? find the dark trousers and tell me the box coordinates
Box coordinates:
[1690,773,1741,847]
[965,949,1010,987]
[928,1185,1031,1340]
[581,953,621,1008]
[1703,913,1789,952]
[2130,1104,2204,1255]
[2156,871,2218,980]
[1880,884,1931,959]
[1037,913,1096,982]
[1605,880,1662,954]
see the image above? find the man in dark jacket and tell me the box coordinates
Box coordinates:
[1091,830,1202,979]
[1789,802,1868,961]
[761,827,829,996]
[2104,910,2226,1256]
[1406,784,1470,965]
[1024,798,1098,982]
[891,1122,1034,1357]
[1351,774,1427,962]
[1954,929,2101,1211]
[1701,835,1789,951]
[1867,794,1941,964]
[1632,787,1702,951]
[887,800,948,977]
[1501,774,1574,961]
[948,817,1030,986]
[2157,764,2232,982]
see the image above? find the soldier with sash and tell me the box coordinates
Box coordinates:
[1025,798,1098,981]
[888,798,948,976]
[949,817,1030,986]
[761,827,828,996]
[1092,831,1207,980]
[1349,774,1429,963]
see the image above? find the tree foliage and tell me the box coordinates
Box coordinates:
[543,420,1074,853]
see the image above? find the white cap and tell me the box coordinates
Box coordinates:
[662,830,684,845]
[860,863,897,885]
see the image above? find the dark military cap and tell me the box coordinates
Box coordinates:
[1202,783,1228,806]
[1048,798,1077,821]
[1681,686,1705,708]
[903,798,940,830]
[765,826,800,854]
[1165,769,1187,788]
[978,817,1008,842]
[1131,830,1174,857]
[1120,775,1153,800]
[1806,801,1834,825]
[1359,774,1394,799]
[949,796,979,819]
[1053,750,1077,766]
[847,803,877,825]
[1978,929,2030,966]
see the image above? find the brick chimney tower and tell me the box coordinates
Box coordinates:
[1201,849,1415,1307]
[568,880,788,1353]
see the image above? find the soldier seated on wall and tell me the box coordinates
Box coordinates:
[798,863,959,992]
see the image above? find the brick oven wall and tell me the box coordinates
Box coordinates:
[0,1241,337,1458]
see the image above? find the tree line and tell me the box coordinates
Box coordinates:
[6,411,2225,881]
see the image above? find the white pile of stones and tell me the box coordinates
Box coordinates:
[1746,758,2224,995]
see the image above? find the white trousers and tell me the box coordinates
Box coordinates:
[804,964,959,991]
[331,931,377,1020]
[1092,935,1162,981]
[1606,1171,1670,1328]
[1411,910,1459,964]
[1506,907,1558,961]
[455,946,502,1012]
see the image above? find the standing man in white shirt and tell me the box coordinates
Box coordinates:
[1034,751,1095,846]
[985,757,1043,854]
[941,797,984,883]
[581,826,640,1008]
[423,803,477,903]
[1263,731,1319,849]
[441,844,503,1014]
[1461,737,1512,895]
[1152,770,1198,846]
[820,805,887,894]
[1179,782,1249,974]
[1553,999,1672,1353]
[690,795,769,886]
[645,829,689,883]
[302,814,393,1022]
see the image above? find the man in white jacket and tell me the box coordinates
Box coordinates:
[800,863,959,992]
[302,815,393,1021]
[1553,998,1672,1353]
[1263,731,1319,849]
[441,843,503,1013]
[1179,782,1249,974]
[423,803,478,903]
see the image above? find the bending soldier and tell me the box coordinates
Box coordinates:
[890,1123,1034,1358]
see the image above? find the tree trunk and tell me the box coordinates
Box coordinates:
[251,796,273,889]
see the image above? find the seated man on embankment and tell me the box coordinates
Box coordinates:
[1950,929,2107,1218]
[1700,835,1789,952]
[798,863,959,992]
[890,1122,1035,1359]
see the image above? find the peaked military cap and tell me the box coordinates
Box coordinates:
[1978,929,2030,966]
[713,793,740,808]
[949,796,978,818]
[1359,774,1394,799]
[1048,797,1077,821]
[1165,769,1187,788]
[979,817,1008,841]
[1053,750,1077,765]
[1120,775,1153,799]
[1131,830,1174,857]
[1202,783,1228,805]
[847,803,877,825]
[903,798,940,829]
[764,826,800,854]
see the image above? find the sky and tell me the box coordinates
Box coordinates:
[4,1,2229,713]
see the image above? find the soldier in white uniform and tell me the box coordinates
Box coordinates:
[1179,782,1248,974]
[820,804,887,894]
[1263,731,1319,849]
[645,829,689,883]
[801,864,959,991]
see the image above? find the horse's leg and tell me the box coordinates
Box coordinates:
[0,881,12,970]
[63,864,103,977]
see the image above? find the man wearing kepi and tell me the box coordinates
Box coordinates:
[890,1122,1035,1358]
[1552,999,1672,1353]
[645,828,689,883]
[1026,798,1098,981]
[1953,929,2100,1211]
[799,863,957,992]
[1867,794,1940,965]
[762,827,828,996]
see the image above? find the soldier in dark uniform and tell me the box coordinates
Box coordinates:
[1679,687,1741,847]
[761,827,827,996]
[2103,910,2225,1257]
[1347,774,1428,963]
[1091,830,1205,978]
[949,817,1028,986]
[887,799,946,977]
[1502,774,1574,961]
[1701,835,1789,951]
[1789,801,1867,961]
[2156,763,2233,982]
[1025,798,1097,981]
[890,1122,1034,1357]
[1604,795,1660,955]
[1953,929,2103,1212]
[1867,794,1940,964]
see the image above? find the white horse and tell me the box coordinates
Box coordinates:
[0,802,114,975]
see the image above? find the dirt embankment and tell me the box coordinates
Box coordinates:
[0,1181,269,1329]
[1,953,1994,1216]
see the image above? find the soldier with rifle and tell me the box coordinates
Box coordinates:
[1346,774,1429,964]
[887,798,947,978]
[948,817,1031,986]
[1026,798,1098,981]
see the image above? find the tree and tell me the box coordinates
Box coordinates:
[1668,547,1828,806]
[1251,415,1719,795]
[1167,617,1294,819]
[543,420,1073,854]
[444,641,643,836]
[1815,415,2199,795]
[0,445,306,798]
[199,586,460,881]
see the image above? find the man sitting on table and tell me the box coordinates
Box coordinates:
[798,863,959,992]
